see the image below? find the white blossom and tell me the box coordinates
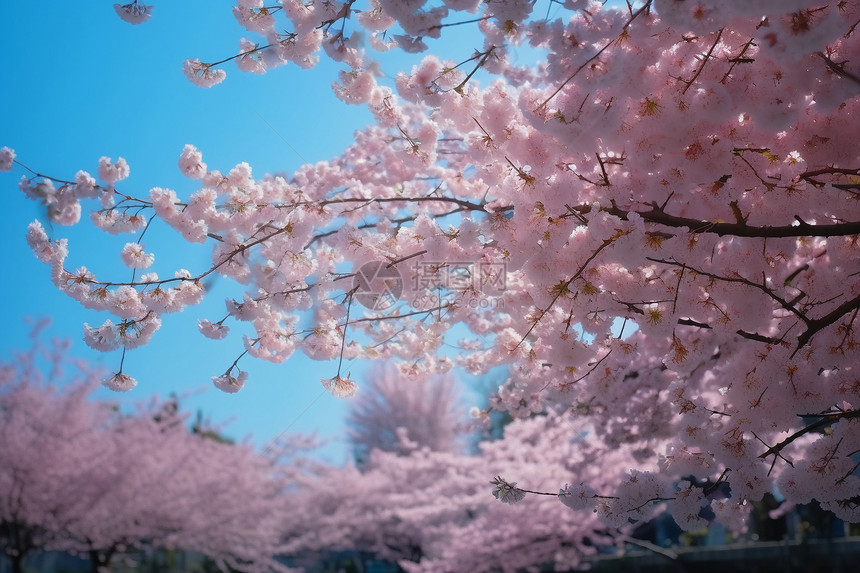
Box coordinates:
[113,2,153,25]
[213,370,248,393]
[103,372,138,392]
[321,374,358,398]
[0,146,15,171]
[491,475,526,505]
[183,59,227,88]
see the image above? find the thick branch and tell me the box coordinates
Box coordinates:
[758,409,860,461]
[676,318,781,345]
[680,28,724,94]
[564,202,860,238]
[795,293,860,353]
[633,205,860,238]
[817,52,860,86]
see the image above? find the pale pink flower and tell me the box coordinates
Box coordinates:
[469,406,491,428]
[107,285,146,319]
[558,483,597,511]
[357,1,396,32]
[113,2,153,25]
[141,284,174,313]
[83,320,121,352]
[784,150,804,164]
[169,273,205,308]
[178,144,207,179]
[26,220,68,265]
[183,59,227,88]
[491,475,526,504]
[321,374,358,398]
[236,39,267,74]
[393,34,428,53]
[120,242,155,269]
[233,6,275,34]
[213,371,248,393]
[103,372,138,392]
[72,170,99,198]
[198,319,229,340]
[149,187,180,217]
[119,315,161,350]
[0,146,15,171]
[90,210,148,234]
[98,156,130,184]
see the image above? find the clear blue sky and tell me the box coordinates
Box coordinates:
[0,1,392,460]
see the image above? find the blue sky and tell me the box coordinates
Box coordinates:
[0,1,392,460]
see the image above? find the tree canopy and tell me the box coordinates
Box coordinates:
[3,0,859,539]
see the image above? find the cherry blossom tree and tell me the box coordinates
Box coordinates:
[284,402,630,571]
[282,361,671,571]
[0,324,293,573]
[347,362,464,463]
[4,0,860,536]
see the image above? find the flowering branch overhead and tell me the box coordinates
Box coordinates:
[6,0,860,535]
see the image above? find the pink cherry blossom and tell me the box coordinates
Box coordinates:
[0,146,14,171]
[177,143,208,179]
[321,374,358,398]
[120,242,155,268]
[102,371,137,392]
[113,2,153,25]
[212,370,248,393]
[198,318,230,339]
[182,58,227,88]
[97,156,130,184]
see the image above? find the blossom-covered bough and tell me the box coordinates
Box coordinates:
[4,0,860,535]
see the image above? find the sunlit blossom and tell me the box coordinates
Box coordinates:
[113,2,153,25]
[102,371,138,392]
[491,475,526,505]
[321,374,358,398]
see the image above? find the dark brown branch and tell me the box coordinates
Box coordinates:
[795,293,860,354]
[681,28,724,94]
[817,52,860,86]
[321,194,493,213]
[634,205,860,238]
[676,317,782,345]
[721,37,756,84]
[453,47,496,95]
[758,409,860,461]
[562,202,860,238]
[620,300,782,344]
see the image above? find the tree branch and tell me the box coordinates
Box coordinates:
[758,409,860,461]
